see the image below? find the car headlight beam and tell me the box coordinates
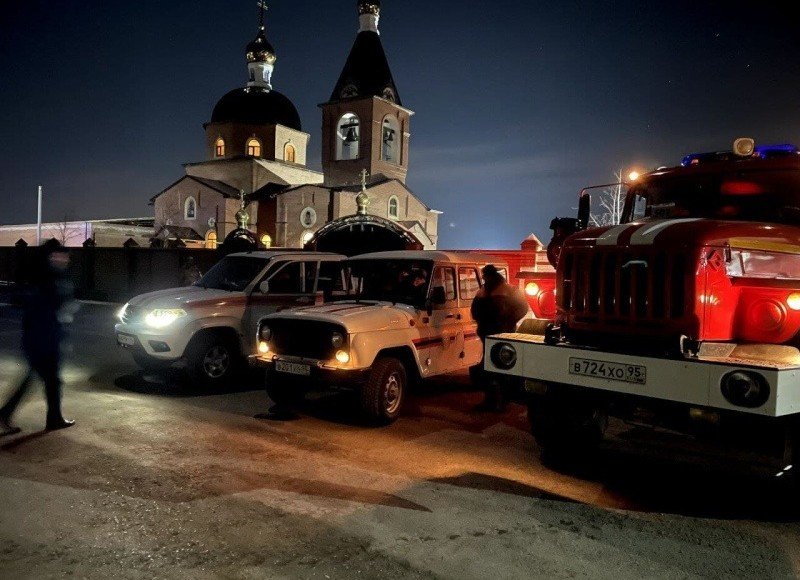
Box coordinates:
[144,309,187,329]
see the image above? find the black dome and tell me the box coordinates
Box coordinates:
[210,87,302,131]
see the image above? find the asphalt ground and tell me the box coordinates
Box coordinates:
[0,303,799,578]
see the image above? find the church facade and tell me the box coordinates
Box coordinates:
[151,1,440,251]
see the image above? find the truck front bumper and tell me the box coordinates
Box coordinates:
[248,354,370,387]
[484,333,800,418]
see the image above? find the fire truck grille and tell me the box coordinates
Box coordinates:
[559,248,689,325]
[267,319,346,361]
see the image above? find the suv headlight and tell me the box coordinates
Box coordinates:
[144,309,187,329]
[259,325,273,342]
[490,342,518,370]
[331,332,345,348]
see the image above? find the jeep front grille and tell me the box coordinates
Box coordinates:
[266,319,346,361]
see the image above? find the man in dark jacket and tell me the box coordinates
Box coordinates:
[470,264,529,412]
[0,240,75,435]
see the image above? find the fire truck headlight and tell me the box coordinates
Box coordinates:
[787,293,800,311]
[722,371,770,408]
[525,282,540,297]
[491,342,518,370]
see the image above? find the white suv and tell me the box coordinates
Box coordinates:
[250,251,509,423]
[115,251,344,387]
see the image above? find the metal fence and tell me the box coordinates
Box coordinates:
[0,247,222,304]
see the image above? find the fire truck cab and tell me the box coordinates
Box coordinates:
[486,139,800,474]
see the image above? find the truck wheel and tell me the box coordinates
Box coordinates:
[265,370,305,407]
[528,392,607,467]
[360,357,406,425]
[132,352,172,373]
[185,331,242,389]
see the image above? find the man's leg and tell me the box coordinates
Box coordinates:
[0,369,34,421]
[38,354,74,430]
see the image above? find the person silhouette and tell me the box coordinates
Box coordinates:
[0,240,75,435]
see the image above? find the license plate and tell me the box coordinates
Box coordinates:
[275,361,311,376]
[569,357,647,385]
[117,333,136,347]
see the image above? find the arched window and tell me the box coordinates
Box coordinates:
[284,143,296,163]
[184,197,197,220]
[302,231,314,245]
[261,234,272,248]
[336,113,360,161]
[381,115,401,163]
[388,196,400,219]
[215,138,225,157]
[246,138,262,157]
[205,230,218,249]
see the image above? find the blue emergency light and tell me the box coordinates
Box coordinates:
[681,142,799,166]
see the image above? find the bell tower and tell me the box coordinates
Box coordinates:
[320,0,413,187]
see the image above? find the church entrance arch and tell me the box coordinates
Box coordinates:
[305,214,423,256]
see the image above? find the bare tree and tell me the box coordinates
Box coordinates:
[590,168,626,227]
[51,214,84,246]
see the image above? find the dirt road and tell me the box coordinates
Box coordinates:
[0,304,798,578]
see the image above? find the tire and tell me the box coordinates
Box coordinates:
[528,390,607,467]
[360,357,407,425]
[132,352,172,373]
[265,369,305,407]
[185,331,242,389]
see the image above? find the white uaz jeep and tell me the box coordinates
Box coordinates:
[115,251,344,387]
[250,251,508,423]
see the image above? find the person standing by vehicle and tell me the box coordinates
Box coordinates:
[471,264,529,412]
[0,240,75,435]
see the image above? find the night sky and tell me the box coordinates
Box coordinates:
[2,0,799,248]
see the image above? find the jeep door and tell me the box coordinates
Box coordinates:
[422,265,462,374]
[458,265,483,366]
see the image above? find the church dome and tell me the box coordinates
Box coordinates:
[246,26,276,65]
[210,87,302,131]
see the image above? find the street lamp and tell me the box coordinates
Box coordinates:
[627,170,641,182]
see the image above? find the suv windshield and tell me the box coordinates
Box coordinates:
[341,259,433,308]
[196,257,268,292]
[623,168,800,225]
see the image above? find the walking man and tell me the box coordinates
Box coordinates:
[0,240,75,435]
[470,264,529,412]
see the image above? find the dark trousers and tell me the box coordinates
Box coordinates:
[0,353,63,422]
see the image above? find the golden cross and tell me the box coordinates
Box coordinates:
[360,168,369,191]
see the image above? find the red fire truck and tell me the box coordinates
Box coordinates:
[485,139,800,475]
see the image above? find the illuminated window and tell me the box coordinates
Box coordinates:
[205,230,218,249]
[247,138,262,157]
[381,115,400,163]
[336,113,360,161]
[184,197,197,220]
[284,143,296,163]
[260,234,272,248]
[302,231,314,245]
[388,196,399,219]
[215,138,225,157]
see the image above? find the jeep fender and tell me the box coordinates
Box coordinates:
[349,330,426,377]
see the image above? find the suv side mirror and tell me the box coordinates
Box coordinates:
[578,192,591,230]
[430,286,447,305]
[259,281,270,294]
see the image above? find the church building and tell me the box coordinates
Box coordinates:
[151,1,440,253]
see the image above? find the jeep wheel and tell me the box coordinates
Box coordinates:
[265,370,305,407]
[361,357,406,425]
[132,352,172,373]
[186,332,242,389]
[528,390,607,467]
